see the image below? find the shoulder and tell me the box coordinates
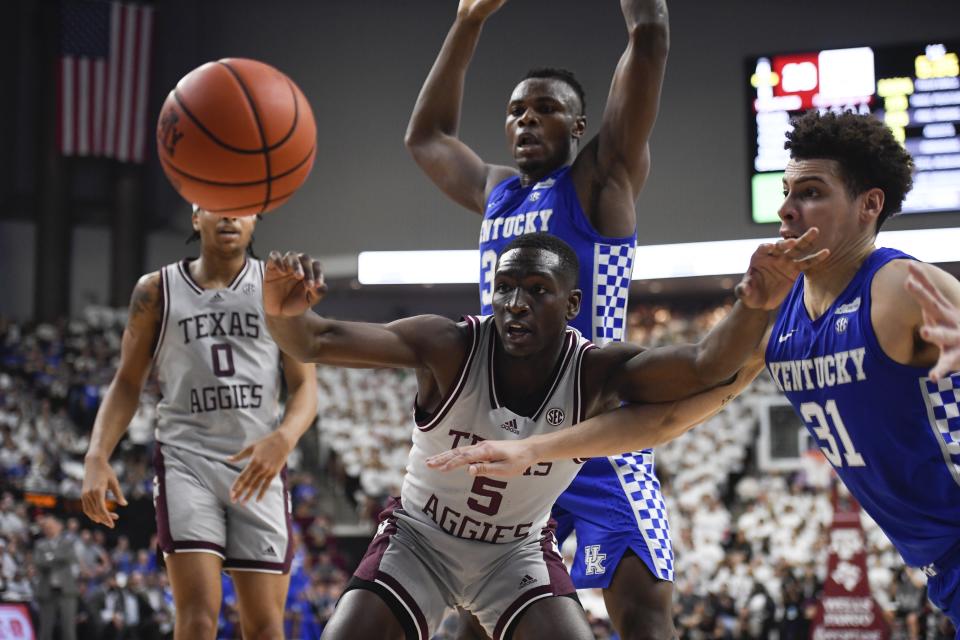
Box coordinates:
[581,340,644,379]
[871,258,960,314]
[129,271,163,317]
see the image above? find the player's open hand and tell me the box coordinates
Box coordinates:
[735,228,829,310]
[906,263,960,381]
[81,455,128,529]
[228,431,295,504]
[457,0,509,22]
[426,439,536,478]
[264,251,327,317]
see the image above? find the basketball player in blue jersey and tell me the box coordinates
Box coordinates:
[405,0,676,636]
[80,208,318,640]
[263,230,823,640]
[433,111,960,634]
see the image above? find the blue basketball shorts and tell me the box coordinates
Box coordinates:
[552,449,674,589]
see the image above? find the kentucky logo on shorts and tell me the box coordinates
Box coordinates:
[546,407,565,426]
[584,545,607,575]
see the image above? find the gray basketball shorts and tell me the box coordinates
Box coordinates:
[153,442,292,573]
[350,498,575,640]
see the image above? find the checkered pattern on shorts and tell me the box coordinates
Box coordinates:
[592,244,635,346]
[609,450,674,581]
[924,374,960,477]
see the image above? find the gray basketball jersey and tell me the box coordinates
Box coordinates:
[402,315,595,544]
[153,259,281,461]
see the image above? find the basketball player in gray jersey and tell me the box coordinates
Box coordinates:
[81,207,318,640]
[264,231,825,640]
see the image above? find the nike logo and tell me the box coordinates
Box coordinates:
[778,330,796,343]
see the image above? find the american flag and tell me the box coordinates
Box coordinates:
[58,1,155,163]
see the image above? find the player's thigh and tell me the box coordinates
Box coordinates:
[165,552,223,626]
[603,551,676,640]
[511,595,592,640]
[321,589,407,640]
[455,606,491,640]
[223,473,291,573]
[230,569,290,636]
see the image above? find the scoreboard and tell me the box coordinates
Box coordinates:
[748,41,960,223]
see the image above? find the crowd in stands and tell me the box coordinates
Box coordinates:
[0,304,955,639]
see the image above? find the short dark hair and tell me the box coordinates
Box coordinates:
[522,68,586,116]
[785,110,914,233]
[498,233,580,288]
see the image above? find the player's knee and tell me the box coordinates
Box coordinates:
[178,609,218,639]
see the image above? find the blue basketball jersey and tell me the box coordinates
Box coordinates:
[766,248,960,569]
[478,166,636,344]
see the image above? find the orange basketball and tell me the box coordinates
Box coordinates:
[156,58,316,216]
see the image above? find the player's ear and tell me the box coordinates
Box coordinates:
[566,289,582,321]
[572,115,586,140]
[859,187,884,227]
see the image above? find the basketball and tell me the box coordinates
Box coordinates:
[156,58,317,216]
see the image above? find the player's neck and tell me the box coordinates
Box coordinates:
[517,153,573,187]
[802,240,875,320]
[493,335,567,415]
[190,250,248,289]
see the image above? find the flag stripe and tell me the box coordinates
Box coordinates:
[92,59,106,155]
[132,7,153,163]
[77,57,90,155]
[62,57,74,156]
[116,4,137,162]
[103,1,121,158]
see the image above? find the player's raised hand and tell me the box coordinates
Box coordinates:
[264,250,327,317]
[906,263,960,381]
[426,439,536,478]
[228,431,294,504]
[81,456,127,529]
[735,227,829,310]
[457,0,509,21]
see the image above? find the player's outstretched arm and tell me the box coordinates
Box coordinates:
[82,273,161,528]
[570,0,669,235]
[610,228,829,403]
[905,262,960,381]
[263,250,461,370]
[427,358,764,477]
[229,354,319,504]
[405,0,516,214]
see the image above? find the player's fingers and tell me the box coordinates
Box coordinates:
[266,251,284,270]
[919,325,952,346]
[425,450,458,468]
[231,469,254,502]
[228,446,254,463]
[255,475,273,502]
[905,271,950,319]
[467,461,514,477]
[906,263,948,306]
[108,476,127,506]
[793,248,830,270]
[791,227,820,251]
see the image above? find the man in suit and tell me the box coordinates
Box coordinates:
[35,515,79,640]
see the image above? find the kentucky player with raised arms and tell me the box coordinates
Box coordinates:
[403,0,679,636]
[263,230,825,640]
[80,208,318,640]
[431,111,960,633]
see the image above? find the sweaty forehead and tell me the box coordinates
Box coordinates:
[496,248,562,278]
[510,78,580,111]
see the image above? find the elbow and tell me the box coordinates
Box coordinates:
[627,21,669,59]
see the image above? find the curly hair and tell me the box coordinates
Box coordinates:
[522,68,586,116]
[784,110,914,233]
